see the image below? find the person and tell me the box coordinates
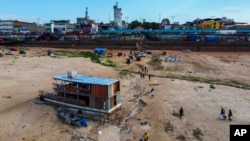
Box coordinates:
[220,107,226,120]
[148,74,151,80]
[151,88,155,97]
[228,109,233,121]
[141,132,149,141]
[179,107,184,119]
[220,107,225,115]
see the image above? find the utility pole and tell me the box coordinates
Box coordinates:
[37,18,40,33]
[125,17,129,23]
[159,12,161,23]
[171,16,175,24]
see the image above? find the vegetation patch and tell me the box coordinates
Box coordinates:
[19,47,29,51]
[119,70,131,79]
[217,56,237,63]
[193,128,204,141]
[165,66,183,72]
[0,46,8,51]
[102,59,116,67]
[147,54,164,70]
[149,83,159,86]
[121,69,250,90]
[187,61,215,73]
[176,135,186,141]
[172,110,180,118]
[54,50,101,63]
[164,121,174,133]
[181,75,214,84]
[223,80,247,88]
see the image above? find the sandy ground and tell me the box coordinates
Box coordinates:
[0,47,250,141]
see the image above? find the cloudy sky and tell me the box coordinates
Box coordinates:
[0,0,249,24]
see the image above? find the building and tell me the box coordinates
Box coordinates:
[44,23,53,33]
[113,2,122,29]
[51,20,70,34]
[228,24,250,30]
[0,20,44,34]
[45,20,70,34]
[77,7,98,34]
[197,19,223,29]
[39,71,121,116]
[160,18,170,29]
[0,20,14,34]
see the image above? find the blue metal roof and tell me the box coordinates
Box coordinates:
[53,74,119,85]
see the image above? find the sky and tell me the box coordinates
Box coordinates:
[0,0,249,24]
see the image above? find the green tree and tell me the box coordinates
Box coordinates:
[128,20,142,29]
[110,21,117,26]
[151,22,160,29]
[142,22,152,29]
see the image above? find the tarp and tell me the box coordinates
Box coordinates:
[94,48,106,55]
[80,118,88,127]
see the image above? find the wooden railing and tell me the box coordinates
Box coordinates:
[40,90,86,106]
[52,83,91,95]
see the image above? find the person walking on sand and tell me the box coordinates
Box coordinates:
[228,109,233,121]
[220,107,226,120]
[141,132,149,141]
[148,74,151,80]
[179,107,184,119]
[151,88,155,97]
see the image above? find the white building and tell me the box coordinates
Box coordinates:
[0,20,13,34]
[113,2,122,29]
[46,20,70,34]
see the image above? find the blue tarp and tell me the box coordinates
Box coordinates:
[94,48,106,55]
[205,35,219,42]
[188,35,201,41]
[80,118,88,127]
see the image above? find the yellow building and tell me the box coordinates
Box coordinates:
[198,20,223,29]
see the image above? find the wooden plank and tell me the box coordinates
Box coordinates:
[110,96,115,109]
[89,96,95,108]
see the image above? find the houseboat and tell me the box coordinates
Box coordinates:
[39,70,121,116]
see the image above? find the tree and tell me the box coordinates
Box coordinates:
[151,22,160,29]
[110,21,117,26]
[142,22,151,29]
[128,20,142,29]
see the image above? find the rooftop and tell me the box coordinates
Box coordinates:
[53,74,118,85]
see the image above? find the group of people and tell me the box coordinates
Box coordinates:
[139,107,233,140]
[220,107,233,121]
[139,65,151,80]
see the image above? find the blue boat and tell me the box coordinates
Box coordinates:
[57,107,88,127]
